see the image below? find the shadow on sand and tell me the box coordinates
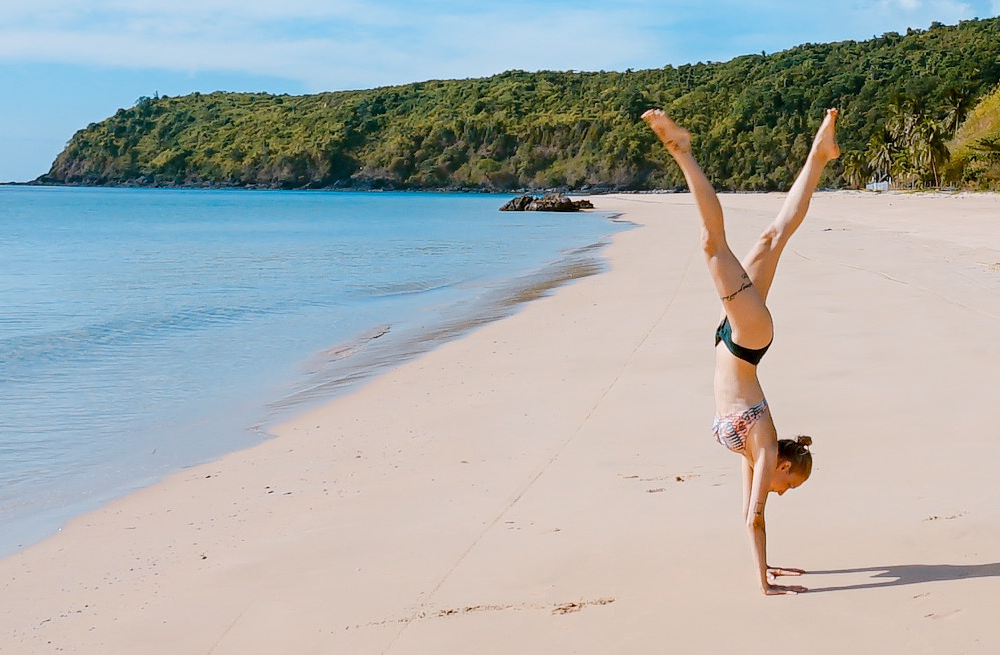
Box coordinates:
[806,562,1000,593]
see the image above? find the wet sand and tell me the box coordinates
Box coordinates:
[2,192,999,654]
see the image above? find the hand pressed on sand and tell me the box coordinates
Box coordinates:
[765,566,807,595]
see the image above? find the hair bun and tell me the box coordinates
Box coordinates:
[796,435,813,447]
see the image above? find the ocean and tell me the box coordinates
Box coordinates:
[0,186,625,557]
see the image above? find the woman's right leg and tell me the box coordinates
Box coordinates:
[642,109,772,348]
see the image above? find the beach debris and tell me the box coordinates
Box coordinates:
[551,598,615,615]
[923,511,967,521]
[355,597,616,629]
[499,193,594,212]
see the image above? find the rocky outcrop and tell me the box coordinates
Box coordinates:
[499,194,594,212]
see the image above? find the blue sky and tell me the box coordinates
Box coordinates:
[2,0,999,182]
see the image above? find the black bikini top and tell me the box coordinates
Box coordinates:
[715,316,771,366]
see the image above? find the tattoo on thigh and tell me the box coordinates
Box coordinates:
[722,274,754,302]
[754,502,764,516]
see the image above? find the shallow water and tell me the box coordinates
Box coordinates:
[0,186,625,556]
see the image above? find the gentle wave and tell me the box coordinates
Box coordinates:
[1,305,268,366]
[347,277,463,299]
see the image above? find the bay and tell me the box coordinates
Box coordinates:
[0,186,625,556]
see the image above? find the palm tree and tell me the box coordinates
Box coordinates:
[971,136,1000,157]
[886,95,925,146]
[942,87,973,137]
[911,119,949,187]
[841,151,869,189]
[891,148,917,188]
[866,128,895,184]
[883,95,953,187]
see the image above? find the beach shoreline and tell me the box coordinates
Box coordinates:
[3,191,1000,654]
[259,230,625,425]
[0,188,623,560]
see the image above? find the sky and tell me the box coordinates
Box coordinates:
[1,0,999,182]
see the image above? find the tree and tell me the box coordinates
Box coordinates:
[942,87,973,136]
[841,151,869,188]
[866,128,894,183]
[910,118,949,186]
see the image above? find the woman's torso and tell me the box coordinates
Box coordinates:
[713,345,777,462]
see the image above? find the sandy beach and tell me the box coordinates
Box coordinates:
[3,191,1000,654]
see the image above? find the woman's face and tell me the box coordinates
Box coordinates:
[770,462,807,495]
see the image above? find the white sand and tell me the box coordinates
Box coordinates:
[2,192,999,654]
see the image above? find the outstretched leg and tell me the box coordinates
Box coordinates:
[741,109,840,302]
[642,109,772,349]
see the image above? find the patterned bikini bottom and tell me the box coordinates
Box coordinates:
[712,398,768,453]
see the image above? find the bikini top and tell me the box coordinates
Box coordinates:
[715,316,771,366]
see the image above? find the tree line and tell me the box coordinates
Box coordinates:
[39,17,1000,192]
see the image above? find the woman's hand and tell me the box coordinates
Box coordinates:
[767,566,806,580]
[763,567,807,594]
[763,583,808,595]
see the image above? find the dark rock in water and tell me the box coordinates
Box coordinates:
[499,193,594,212]
[500,195,535,211]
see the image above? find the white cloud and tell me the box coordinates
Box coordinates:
[866,0,975,21]
[0,1,669,91]
[0,0,997,92]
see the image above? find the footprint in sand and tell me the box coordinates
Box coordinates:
[923,511,967,521]
[619,471,702,487]
[925,609,962,620]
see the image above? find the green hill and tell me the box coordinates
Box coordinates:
[39,17,1000,191]
[946,82,1000,189]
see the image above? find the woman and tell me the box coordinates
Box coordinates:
[641,107,840,595]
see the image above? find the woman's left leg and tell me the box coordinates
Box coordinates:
[741,109,840,302]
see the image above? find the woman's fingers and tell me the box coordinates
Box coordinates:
[764,583,808,595]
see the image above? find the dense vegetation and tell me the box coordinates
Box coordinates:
[946,83,1000,189]
[40,17,1000,191]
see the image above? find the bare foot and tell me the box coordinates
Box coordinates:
[811,108,840,161]
[641,109,691,154]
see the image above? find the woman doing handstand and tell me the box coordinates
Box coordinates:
[641,107,840,595]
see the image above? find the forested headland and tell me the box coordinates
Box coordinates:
[38,17,1000,192]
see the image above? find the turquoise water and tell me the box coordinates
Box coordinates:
[0,186,624,556]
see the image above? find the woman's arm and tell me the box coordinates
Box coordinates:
[742,457,753,520]
[745,449,805,595]
[745,453,771,592]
